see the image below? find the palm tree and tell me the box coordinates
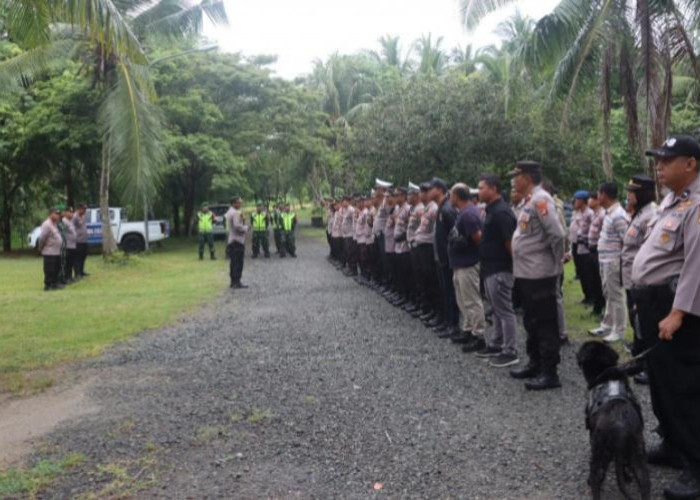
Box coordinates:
[414,34,447,76]
[1,0,227,254]
[461,0,700,178]
[370,35,412,75]
[450,44,478,75]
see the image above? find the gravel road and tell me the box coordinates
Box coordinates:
[32,233,675,499]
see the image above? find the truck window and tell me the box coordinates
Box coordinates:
[95,209,119,223]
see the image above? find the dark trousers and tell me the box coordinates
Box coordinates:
[373,236,385,283]
[198,232,215,258]
[252,231,269,257]
[228,242,245,285]
[437,263,459,327]
[515,276,561,371]
[632,284,700,477]
[415,243,439,314]
[410,247,422,304]
[273,229,283,254]
[396,252,412,298]
[575,250,594,302]
[359,243,371,279]
[344,237,358,275]
[326,231,332,255]
[75,242,88,275]
[64,248,76,281]
[385,252,396,289]
[588,247,605,312]
[43,255,60,288]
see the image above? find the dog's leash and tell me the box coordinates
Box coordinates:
[589,343,661,389]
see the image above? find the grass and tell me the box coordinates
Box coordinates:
[0,237,227,393]
[0,453,84,499]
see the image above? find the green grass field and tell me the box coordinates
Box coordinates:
[0,238,228,393]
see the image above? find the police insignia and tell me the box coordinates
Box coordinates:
[661,232,670,243]
[627,227,637,238]
[520,222,527,231]
[536,200,548,216]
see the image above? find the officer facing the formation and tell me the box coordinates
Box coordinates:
[508,161,565,390]
[631,135,700,499]
[38,207,64,291]
[281,204,297,258]
[373,179,393,288]
[251,204,271,259]
[226,197,249,289]
[62,207,77,282]
[197,203,216,261]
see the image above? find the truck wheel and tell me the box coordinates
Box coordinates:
[121,234,145,253]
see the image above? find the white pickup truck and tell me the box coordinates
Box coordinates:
[29,207,170,253]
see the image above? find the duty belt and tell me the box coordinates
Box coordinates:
[631,275,680,293]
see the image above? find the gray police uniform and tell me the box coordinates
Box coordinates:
[631,173,700,479]
[512,185,565,374]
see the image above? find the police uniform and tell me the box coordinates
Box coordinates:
[508,162,565,390]
[407,190,425,312]
[588,204,606,314]
[631,136,700,497]
[356,204,369,277]
[415,186,439,318]
[72,208,89,277]
[332,204,344,265]
[197,205,216,260]
[226,203,249,288]
[621,176,656,353]
[570,192,594,302]
[372,179,393,286]
[281,209,297,258]
[37,210,64,290]
[250,209,271,258]
[62,214,78,281]
[394,187,414,306]
[342,202,357,275]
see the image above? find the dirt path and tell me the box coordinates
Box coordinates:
[8,234,673,499]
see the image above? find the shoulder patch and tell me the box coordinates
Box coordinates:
[536,200,549,217]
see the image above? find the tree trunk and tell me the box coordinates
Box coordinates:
[65,162,75,208]
[172,202,181,237]
[100,141,118,255]
[1,192,12,253]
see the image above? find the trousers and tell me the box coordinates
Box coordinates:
[483,272,517,355]
[599,259,627,336]
[43,255,61,288]
[515,276,560,371]
[228,242,245,285]
[453,265,484,334]
[198,232,215,258]
[75,242,88,275]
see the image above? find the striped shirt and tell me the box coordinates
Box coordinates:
[597,203,630,263]
[588,208,605,248]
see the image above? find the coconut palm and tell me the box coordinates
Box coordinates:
[370,35,412,74]
[461,0,700,177]
[0,0,227,254]
[414,34,447,76]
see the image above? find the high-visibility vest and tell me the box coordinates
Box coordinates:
[252,212,267,232]
[273,211,285,230]
[281,212,295,232]
[198,212,214,233]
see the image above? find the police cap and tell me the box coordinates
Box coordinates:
[646,135,700,160]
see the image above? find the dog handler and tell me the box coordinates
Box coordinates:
[631,135,700,499]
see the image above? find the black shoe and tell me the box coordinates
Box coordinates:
[44,285,55,292]
[410,309,423,318]
[199,255,204,260]
[80,272,90,277]
[437,328,455,339]
[462,337,486,353]
[264,254,270,259]
[55,283,65,290]
[510,364,539,379]
[664,470,700,500]
[634,371,649,385]
[648,441,685,470]
[475,346,501,358]
[393,298,408,307]
[425,318,443,328]
[210,254,216,260]
[451,332,474,344]
[403,303,418,313]
[232,283,249,289]
[560,337,570,346]
[419,311,434,321]
[251,255,258,259]
[525,372,561,391]
[290,254,297,258]
[490,353,520,368]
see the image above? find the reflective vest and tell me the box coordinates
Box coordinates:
[281,212,295,232]
[252,212,267,232]
[273,211,285,230]
[198,212,213,233]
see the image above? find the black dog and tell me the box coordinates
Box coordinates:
[576,341,650,500]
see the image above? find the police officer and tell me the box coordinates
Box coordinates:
[621,175,656,384]
[37,207,64,291]
[281,204,297,258]
[62,207,78,282]
[569,191,594,303]
[197,202,216,260]
[226,196,249,289]
[587,192,606,315]
[272,204,285,256]
[72,204,90,277]
[251,204,271,259]
[372,179,393,289]
[508,161,566,390]
[415,182,440,327]
[631,135,700,498]
[407,183,425,317]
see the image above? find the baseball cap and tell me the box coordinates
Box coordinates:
[507,161,542,178]
[646,135,700,159]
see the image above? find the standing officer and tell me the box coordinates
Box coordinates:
[407,183,426,316]
[226,196,249,289]
[37,207,64,291]
[62,207,77,282]
[631,135,700,499]
[372,179,393,289]
[272,204,285,256]
[587,192,606,315]
[281,204,297,258]
[197,202,216,260]
[415,182,440,327]
[332,200,344,268]
[251,204,271,259]
[508,161,565,390]
[393,186,413,309]
[72,204,89,278]
[569,191,594,303]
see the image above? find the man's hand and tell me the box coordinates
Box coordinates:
[563,252,572,263]
[659,309,685,341]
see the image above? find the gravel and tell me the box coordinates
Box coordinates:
[34,234,675,499]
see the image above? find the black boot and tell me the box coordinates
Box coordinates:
[663,470,700,500]
[210,252,216,260]
[648,441,685,469]
[510,364,539,379]
[451,331,474,344]
[199,253,204,260]
[462,336,486,353]
[524,370,561,391]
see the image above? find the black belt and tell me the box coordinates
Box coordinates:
[632,276,679,293]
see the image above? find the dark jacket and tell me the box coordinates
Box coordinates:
[434,196,457,265]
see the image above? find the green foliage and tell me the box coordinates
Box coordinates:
[0,453,85,498]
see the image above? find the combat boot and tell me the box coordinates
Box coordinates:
[199,253,204,260]
[210,252,216,260]
[524,369,561,391]
[664,470,700,499]
[647,441,685,469]
[509,364,539,379]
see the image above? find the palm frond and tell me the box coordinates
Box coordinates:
[0,39,77,93]
[130,0,228,38]
[99,60,163,208]
[1,0,53,47]
[460,0,518,32]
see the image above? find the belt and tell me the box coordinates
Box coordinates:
[632,276,679,293]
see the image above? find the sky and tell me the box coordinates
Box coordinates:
[209,0,560,80]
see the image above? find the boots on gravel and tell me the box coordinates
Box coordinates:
[663,469,700,500]
[510,364,539,379]
[524,370,561,391]
[647,441,685,469]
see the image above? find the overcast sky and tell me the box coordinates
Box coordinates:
[209,0,560,80]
